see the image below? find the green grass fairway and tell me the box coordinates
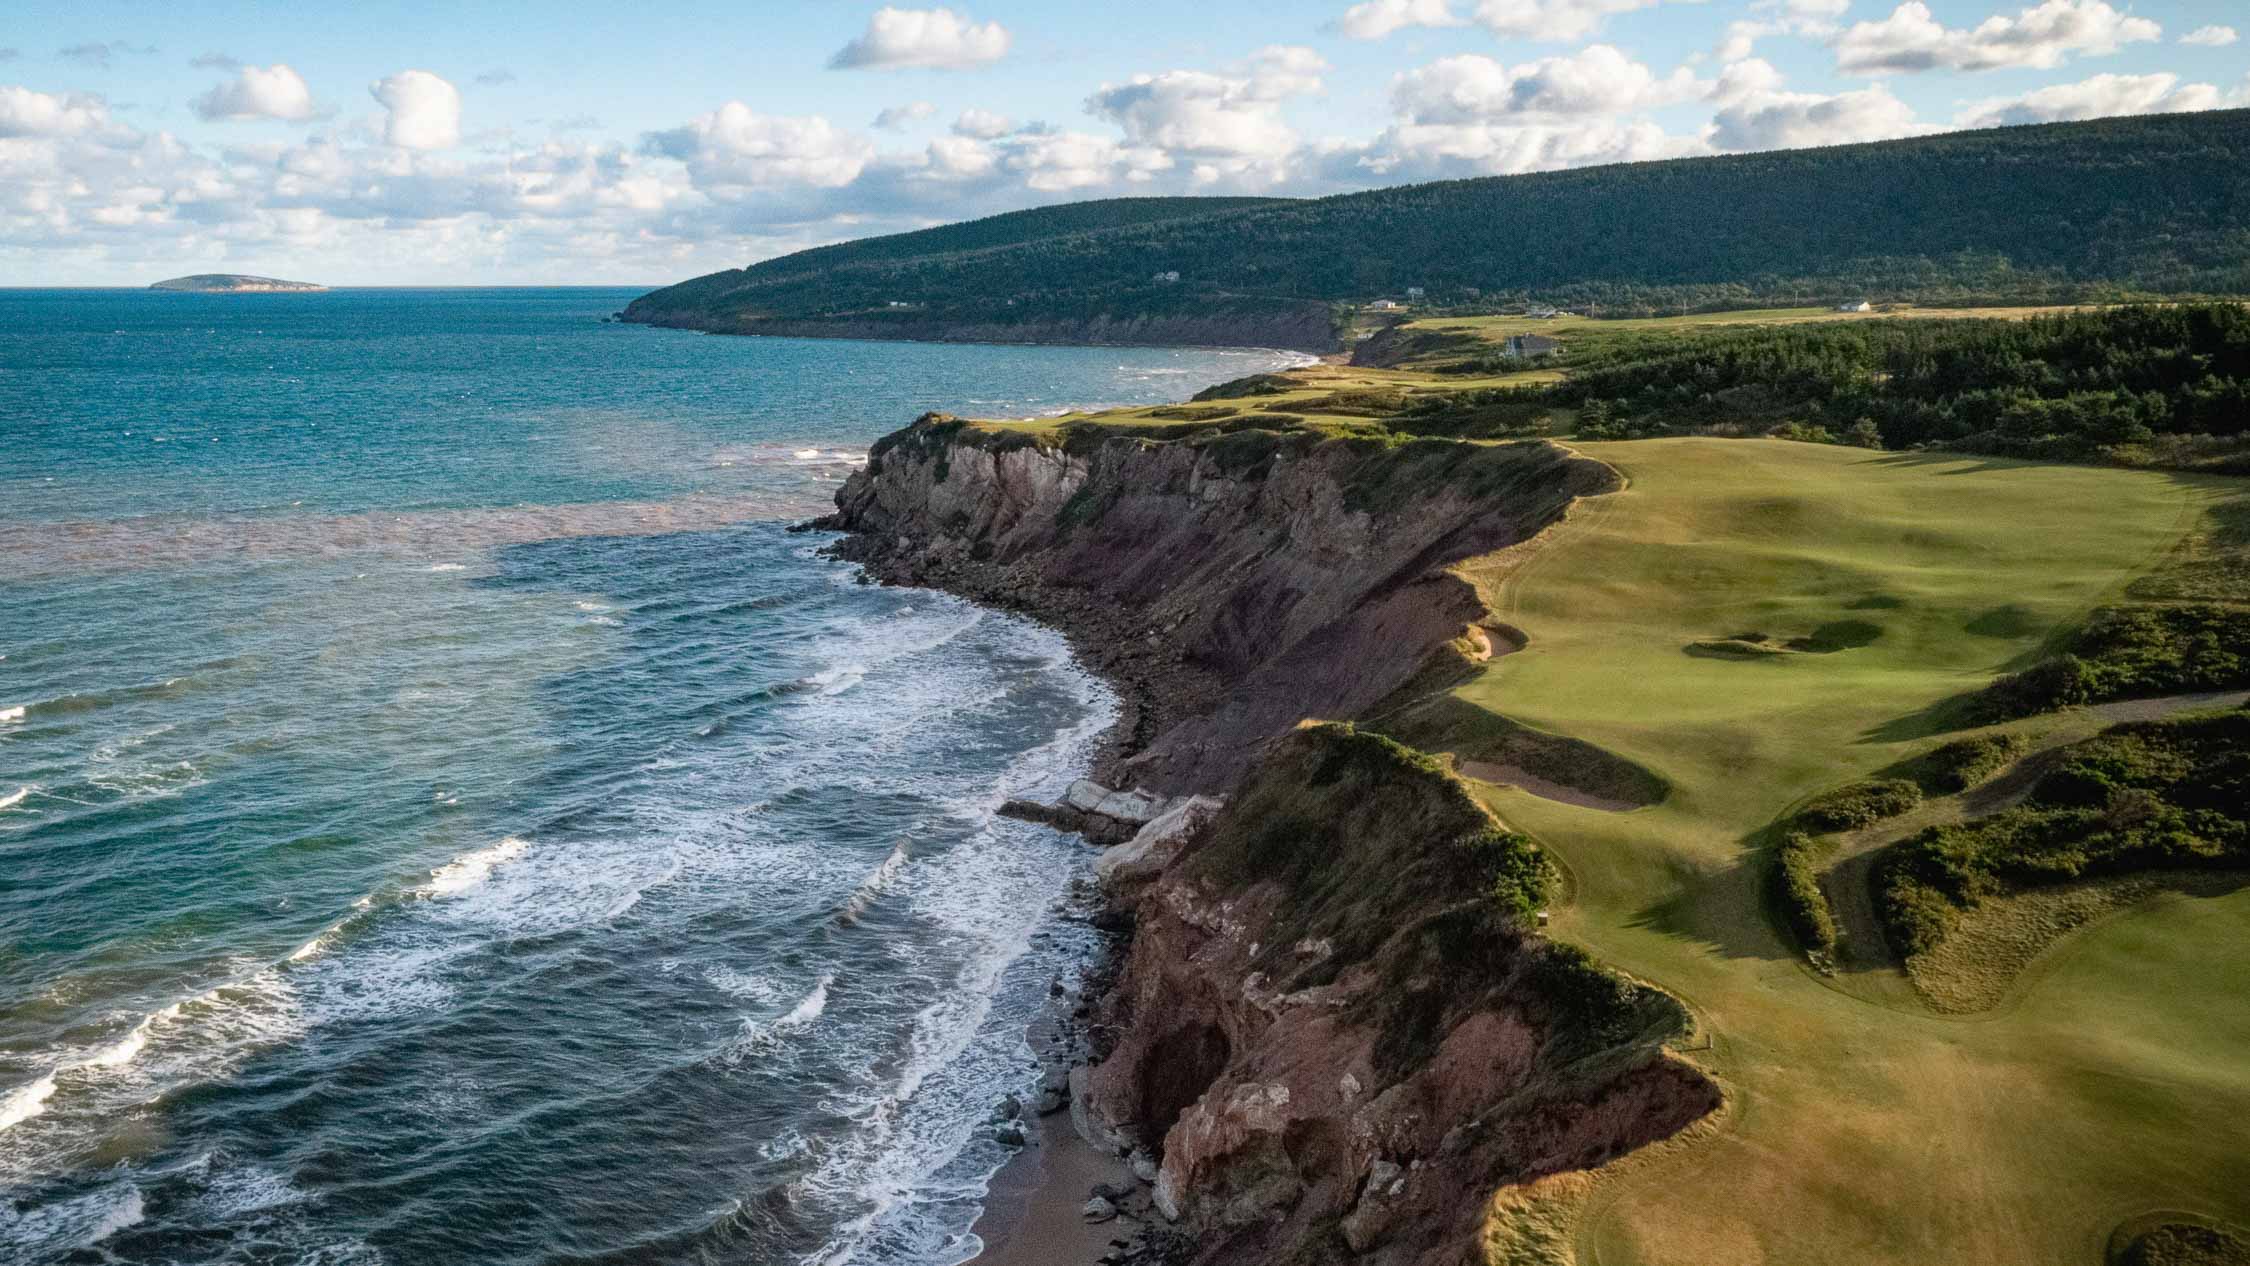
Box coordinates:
[1433,439,2250,1264]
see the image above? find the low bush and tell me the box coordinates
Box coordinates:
[1876,707,2250,957]
[1901,732,2029,793]
[1772,830,1839,957]
[1796,779,1923,832]
[1971,604,2250,721]
[2122,1223,2250,1266]
[1190,372,1294,401]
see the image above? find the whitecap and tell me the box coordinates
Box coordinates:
[808,664,867,696]
[0,705,24,723]
[837,840,909,926]
[0,1180,144,1255]
[0,786,29,811]
[427,563,467,573]
[726,973,834,1059]
[420,836,528,897]
[0,1073,58,1131]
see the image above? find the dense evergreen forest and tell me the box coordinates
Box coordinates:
[1537,304,2250,460]
[627,111,2250,337]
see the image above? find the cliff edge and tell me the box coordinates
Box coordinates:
[819,413,1718,1263]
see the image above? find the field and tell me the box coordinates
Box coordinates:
[1444,438,2250,1264]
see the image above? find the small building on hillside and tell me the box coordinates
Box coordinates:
[1368,298,1401,311]
[1837,299,1873,312]
[1505,333,1561,359]
[1526,304,1561,319]
[1152,270,1180,283]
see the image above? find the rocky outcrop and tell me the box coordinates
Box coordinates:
[1074,726,1718,1265]
[819,413,1616,791]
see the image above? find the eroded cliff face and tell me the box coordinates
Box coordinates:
[821,415,1617,791]
[1079,728,1718,1266]
[820,414,1716,1264]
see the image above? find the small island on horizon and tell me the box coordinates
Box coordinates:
[150,273,327,293]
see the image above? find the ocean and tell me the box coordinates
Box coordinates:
[0,288,1300,1265]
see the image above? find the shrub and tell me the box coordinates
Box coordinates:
[1972,604,2250,721]
[2123,1223,2250,1266]
[1874,707,2250,958]
[1905,733,2030,793]
[1796,779,1923,832]
[1773,831,1839,957]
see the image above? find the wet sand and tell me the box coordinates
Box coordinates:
[966,1101,1140,1266]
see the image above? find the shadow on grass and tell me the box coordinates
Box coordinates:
[1622,831,1799,965]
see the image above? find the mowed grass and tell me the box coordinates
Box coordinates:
[1440,439,2250,1264]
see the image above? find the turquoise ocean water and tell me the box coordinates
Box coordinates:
[0,288,1298,1264]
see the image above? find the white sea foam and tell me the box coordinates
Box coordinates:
[727,973,834,1060]
[428,563,467,572]
[837,841,909,926]
[0,1073,58,1131]
[705,965,786,1006]
[0,786,29,811]
[0,1180,144,1255]
[420,836,528,897]
[0,705,23,722]
[0,968,303,1150]
[794,448,822,459]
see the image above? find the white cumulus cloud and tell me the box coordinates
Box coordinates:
[192,63,315,122]
[1336,0,1465,39]
[641,102,872,191]
[0,85,114,138]
[1709,86,1925,150]
[370,70,460,150]
[828,7,1010,71]
[952,107,1014,138]
[1084,47,1326,176]
[1956,71,2225,127]
[1834,0,2162,75]
[1392,46,1701,122]
[1471,0,1679,42]
[2181,25,2238,48]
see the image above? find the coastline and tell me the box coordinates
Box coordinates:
[961,992,1148,1266]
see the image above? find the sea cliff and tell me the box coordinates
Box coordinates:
[819,414,1721,1263]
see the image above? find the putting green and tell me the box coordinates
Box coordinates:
[1441,439,2250,1264]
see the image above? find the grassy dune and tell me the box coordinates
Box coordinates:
[1445,439,2250,1264]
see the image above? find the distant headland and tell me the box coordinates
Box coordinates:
[150,274,327,293]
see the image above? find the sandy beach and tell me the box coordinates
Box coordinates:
[966,1100,1141,1266]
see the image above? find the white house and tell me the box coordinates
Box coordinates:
[1838,300,1873,313]
[1152,270,1180,283]
[1368,298,1401,311]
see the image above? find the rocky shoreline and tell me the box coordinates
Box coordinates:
[815,411,1717,1264]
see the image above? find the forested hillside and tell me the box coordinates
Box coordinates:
[626,110,2250,346]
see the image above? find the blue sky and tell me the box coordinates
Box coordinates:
[2,0,2244,284]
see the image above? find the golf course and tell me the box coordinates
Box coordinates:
[943,302,2250,1264]
[1439,438,2250,1264]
